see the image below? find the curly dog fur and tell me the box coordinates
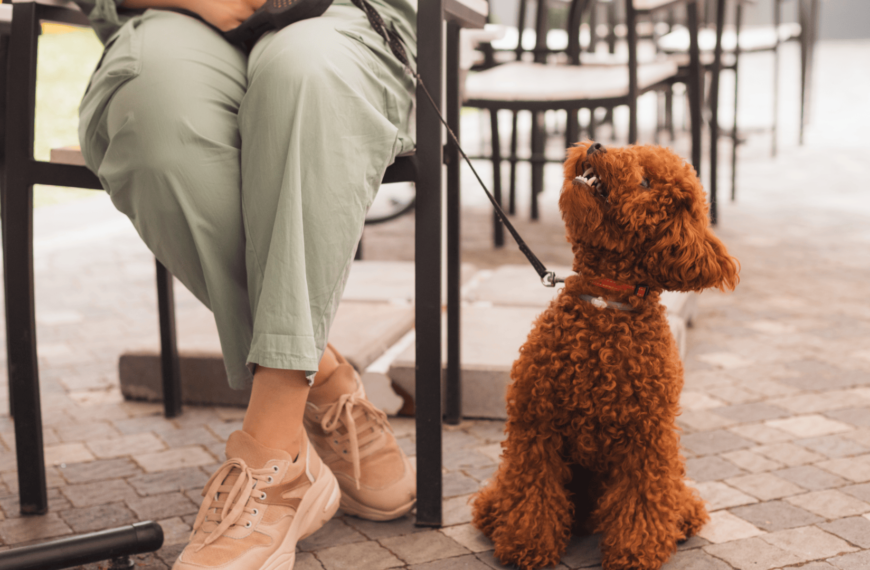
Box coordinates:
[471,142,739,570]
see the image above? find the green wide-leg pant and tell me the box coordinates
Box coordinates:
[79,5,415,389]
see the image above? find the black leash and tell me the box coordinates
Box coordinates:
[351,0,564,287]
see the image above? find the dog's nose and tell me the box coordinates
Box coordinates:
[587,142,605,157]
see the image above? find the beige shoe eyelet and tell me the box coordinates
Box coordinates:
[260,492,267,500]
[267,476,274,484]
[272,465,279,472]
[334,440,339,444]
[245,521,252,528]
[253,508,259,515]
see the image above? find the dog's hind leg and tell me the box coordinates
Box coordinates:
[472,424,573,570]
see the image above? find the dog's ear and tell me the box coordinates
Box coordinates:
[563,141,592,183]
[644,208,740,292]
[560,142,603,240]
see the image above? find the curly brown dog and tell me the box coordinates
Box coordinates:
[471,141,739,570]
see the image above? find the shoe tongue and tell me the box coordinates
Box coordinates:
[225,430,293,468]
[308,364,361,407]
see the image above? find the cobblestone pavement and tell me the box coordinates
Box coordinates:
[0,40,868,569]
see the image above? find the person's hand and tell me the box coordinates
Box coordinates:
[186,0,266,31]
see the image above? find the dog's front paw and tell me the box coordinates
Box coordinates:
[492,539,563,570]
[471,483,503,538]
[677,488,709,541]
[600,549,670,570]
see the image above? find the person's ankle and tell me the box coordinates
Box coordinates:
[312,346,340,389]
[242,424,305,459]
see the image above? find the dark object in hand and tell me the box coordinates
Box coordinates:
[223,0,335,49]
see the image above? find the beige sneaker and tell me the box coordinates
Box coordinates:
[304,345,416,521]
[172,430,339,570]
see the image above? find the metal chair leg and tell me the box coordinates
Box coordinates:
[530,111,544,221]
[731,1,743,201]
[5,1,47,515]
[508,111,518,215]
[686,0,705,210]
[709,0,725,225]
[772,0,781,158]
[566,108,579,148]
[3,178,47,515]
[626,0,638,144]
[490,109,504,248]
[156,260,182,418]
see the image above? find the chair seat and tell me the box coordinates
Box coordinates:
[50,146,87,166]
[464,59,679,103]
[51,146,417,182]
[489,26,592,53]
[658,23,802,54]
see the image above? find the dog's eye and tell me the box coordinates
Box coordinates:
[640,179,650,189]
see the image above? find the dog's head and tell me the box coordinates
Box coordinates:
[559,141,739,293]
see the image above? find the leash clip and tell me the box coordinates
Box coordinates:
[541,272,564,288]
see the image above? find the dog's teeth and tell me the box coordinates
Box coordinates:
[574,176,588,185]
[583,168,594,177]
[588,177,598,185]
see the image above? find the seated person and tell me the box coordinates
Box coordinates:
[75,0,417,567]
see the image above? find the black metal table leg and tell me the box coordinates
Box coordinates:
[4,1,47,515]
[415,0,444,527]
[155,260,182,418]
[445,20,462,426]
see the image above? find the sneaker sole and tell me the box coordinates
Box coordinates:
[260,463,341,570]
[339,492,416,522]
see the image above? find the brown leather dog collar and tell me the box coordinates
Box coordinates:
[588,277,650,299]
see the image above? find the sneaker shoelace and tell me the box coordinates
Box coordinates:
[190,458,276,551]
[320,393,390,489]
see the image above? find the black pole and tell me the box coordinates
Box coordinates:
[156,260,182,418]
[0,522,163,570]
[445,20,462,425]
[414,0,444,527]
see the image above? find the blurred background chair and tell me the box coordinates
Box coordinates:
[463,0,704,246]
[657,0,819,208]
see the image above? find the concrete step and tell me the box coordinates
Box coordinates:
[118,299,415,407]
[117,260,476,410]
[388,264,697,419]
[118,261,697,420]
